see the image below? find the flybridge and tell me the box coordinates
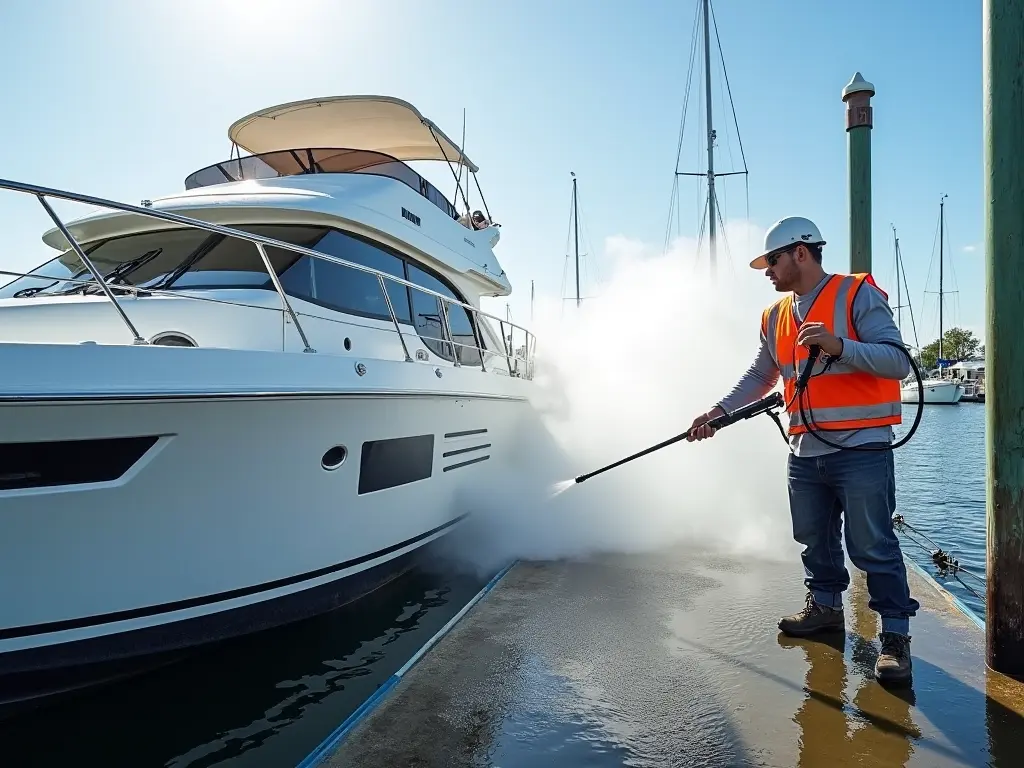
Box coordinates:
[183,95,495,229]
[183,147,460,221]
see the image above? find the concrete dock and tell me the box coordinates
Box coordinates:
[309,545,1024,767]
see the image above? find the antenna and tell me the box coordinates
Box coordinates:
[891,223,921,359]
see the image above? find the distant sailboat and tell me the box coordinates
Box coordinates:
[560,171,599,312]
[899,196,963,405]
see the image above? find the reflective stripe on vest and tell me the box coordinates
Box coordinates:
[762,273,903,435]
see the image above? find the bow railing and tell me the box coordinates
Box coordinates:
[0,178,536,380]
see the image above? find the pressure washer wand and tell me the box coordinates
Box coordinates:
[573,391,786,484]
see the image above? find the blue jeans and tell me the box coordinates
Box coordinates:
[787,444,920,635]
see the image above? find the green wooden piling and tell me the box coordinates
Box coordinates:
[985,0,1024,676]
[842,73,874,274]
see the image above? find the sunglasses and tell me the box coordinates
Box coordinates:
[765,249,789,268]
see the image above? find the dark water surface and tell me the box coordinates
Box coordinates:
[893,401,987,619]
[0,560,489,767]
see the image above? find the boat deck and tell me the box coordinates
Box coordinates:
[310,545,1024,767]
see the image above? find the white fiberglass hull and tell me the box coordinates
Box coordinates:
[901,379,964,404]
[0,343,531,706]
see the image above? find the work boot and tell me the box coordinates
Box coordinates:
[875,632,912,684]
[778,592,845,637]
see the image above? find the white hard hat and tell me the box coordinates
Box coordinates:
[749,216,826,269]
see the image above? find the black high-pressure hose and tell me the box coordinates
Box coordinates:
[793,340,925,451]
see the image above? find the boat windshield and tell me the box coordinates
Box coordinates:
[0,225,326,299]
[184,148,458,220]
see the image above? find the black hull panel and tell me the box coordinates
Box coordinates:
[0,540,437,714]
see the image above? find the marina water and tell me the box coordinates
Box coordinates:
[893,402,987,619]
[0,402,987,766]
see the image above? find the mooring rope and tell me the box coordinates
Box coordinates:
[892,514,986,601]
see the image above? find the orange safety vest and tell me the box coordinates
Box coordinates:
[761,273,902,435]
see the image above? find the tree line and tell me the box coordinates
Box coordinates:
[915,327,982,369]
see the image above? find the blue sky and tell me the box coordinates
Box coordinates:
[0,0,984,345]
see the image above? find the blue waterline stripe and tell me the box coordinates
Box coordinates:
[903,555,986,632]
[295,559,519,768]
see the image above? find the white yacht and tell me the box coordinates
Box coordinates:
[0,96,536,707]
[901,374,964,404]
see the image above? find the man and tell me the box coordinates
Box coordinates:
[687,216,919,684]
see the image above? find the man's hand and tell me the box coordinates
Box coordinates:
[796,322,844,358]
[687,406,725,442]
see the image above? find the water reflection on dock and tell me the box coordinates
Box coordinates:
[323,550,1024,768]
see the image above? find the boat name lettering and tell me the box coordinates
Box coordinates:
[401,207,421,226]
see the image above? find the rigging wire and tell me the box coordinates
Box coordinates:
[663,2,703,255]
[898,235,923,354]
[559,179,575,312]
[576,186,604,287]
[662,0,749,273]
[714,190,736,278]
[922,207,942,348]
[710,0,749,174]
[943,212,962,328]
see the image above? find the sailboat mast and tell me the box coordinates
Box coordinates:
[939,194,946,361]
[893,225,902,333]
[572,172,581,308]
[702,0,717,278]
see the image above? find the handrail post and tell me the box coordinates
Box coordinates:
[527,332,536,379]
[37,195,148,345]
[253,242,315,353]
[498,320,514,376]
[438,299,460,366]
[377,274,413,362]
[470,310,487,372]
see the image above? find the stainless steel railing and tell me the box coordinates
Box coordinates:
[0,177,536,379]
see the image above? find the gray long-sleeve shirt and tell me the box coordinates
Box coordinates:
[717,273,910,457]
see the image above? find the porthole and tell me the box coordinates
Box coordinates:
[150,332,197,347]
[344,337,352,351]
[321,445,348,470]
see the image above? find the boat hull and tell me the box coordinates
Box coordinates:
[0,344,531,710]
[901,379,964,404]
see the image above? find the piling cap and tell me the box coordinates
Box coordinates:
[842,72,875,101]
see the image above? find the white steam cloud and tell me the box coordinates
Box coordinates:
[446,221,803,574]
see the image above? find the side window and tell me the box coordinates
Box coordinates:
[165,225,326,292]
[311,230,412,323]
[406,264,481,365]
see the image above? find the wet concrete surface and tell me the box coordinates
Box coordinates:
[321,547,1024,767]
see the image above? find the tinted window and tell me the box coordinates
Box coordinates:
[1,230,213,298]
[309,230,412,323]
[407,264,481,365]
[165,225,327,291]
[0,252,86,298]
